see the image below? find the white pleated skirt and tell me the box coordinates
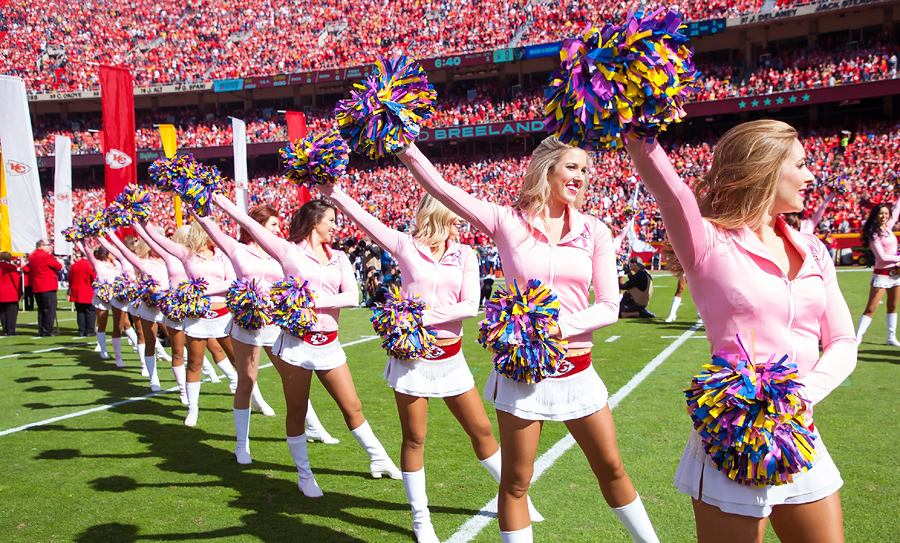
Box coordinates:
[91,295,112,312]
[384,349,475,398]
[273,331,346,370]
[183,312,232,339]
[163,316,184,332]
[483,364,608,422]
[228,322,281,348]
[137,304,164,324]
[871,271,900,289]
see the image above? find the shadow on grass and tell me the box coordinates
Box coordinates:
[857,344,900,364]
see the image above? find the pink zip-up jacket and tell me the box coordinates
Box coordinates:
[79,241,120,283]
[196,215,284,291]
[627,139,857,406]
[141,222,235,302]
[398,144,619,349]
[97,237,136,278]
[215,194,358,331]
[104,234,170,290]
[324,185,479,338]
[133,222,187,289]
[799,192,836,235]
[867,199,900,270]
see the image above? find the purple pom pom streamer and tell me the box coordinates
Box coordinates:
[148,154,224,217]
[685,334,817,487]
[544,10,701,150]
[136,277,161,308]
[371,286,437,359]
[63,221,84,243]
[103,202,133,230]
[824,174,851,196]
[80,210,108,238]
[91,280,113,304]
[115,185,153,222]
[279,129,350,189]
[270,277,317,337]
[226,279,273,331]
[478,279,567,384]
[168,278,211,320]
[335,56,437,159]
[112,275,138,303]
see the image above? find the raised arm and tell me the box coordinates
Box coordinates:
[140,220,190,260]
[398,143,504,237]
[132,222,183,270]
[807,192,836,229]
[422,246,479,327]
[315,253,359,310]
[213,194,293,262]
[625,139,712,271]
[191,212,241,257]
[887,197,900,232]
[870,232,900,265]
[104,232,146,273]
[613,217,632,252]
[77,240,101,270]
[319,185,404,255]
[97,237,135,276]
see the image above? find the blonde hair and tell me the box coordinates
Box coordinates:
[172,225,192,246]
[513,136,592,227]
[186,221,213,255]
[695,119,798,231]
[412,194,458,250]
[135,225,164,259]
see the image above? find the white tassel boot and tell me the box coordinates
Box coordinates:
[610,494,660,543]
[350,420,401,479]
[402,468,440,543]
[234,408,252,464]
[172,364,188,405]
[286,434,324,497]
[111,337,125,367]
[184,381,201,427]
[305,400,338,444]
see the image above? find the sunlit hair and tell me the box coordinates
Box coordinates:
[0,251,12,262]
[512,136,592,226]
[861,203,890,248]
[239,205,279,245]
[172,225,191,246]
[287,199,336,244]
[94,246,110,261]
[122,235,137,253]
[694,119,798,231]
[135,225,164,258]
[412,193,458,250]
[186,221,214,254]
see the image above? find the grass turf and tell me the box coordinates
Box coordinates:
[0,270,897,542]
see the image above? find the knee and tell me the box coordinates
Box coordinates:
[600,456,628,482]
[402,428,427,452]
[500,466,533,499]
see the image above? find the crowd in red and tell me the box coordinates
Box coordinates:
[41,122,900,250]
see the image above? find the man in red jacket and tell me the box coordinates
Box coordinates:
[67,248,96,337]
[27,240,63,337]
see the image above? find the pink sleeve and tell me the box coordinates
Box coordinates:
[97,237,135,276]
[195,214,240,257]
[626,139,712,271]
[214,194,293,263]
[315,253,359,310]
[323,186,404,255]
[133,222,182,270]
[398,144,504,237]
[798,241,857,405]
[557,221,619,339]
[142,221,190,260]
[870,236,900,264]
[422,247,479,327]
[78,241,98,270]
[807,192,835,229]
[887,198,900,232]
[104,233,145,272]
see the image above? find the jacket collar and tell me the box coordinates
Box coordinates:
[297,239,339,266]
[413,238,462,264]
[730,217,818,278]
[519,204,587,245]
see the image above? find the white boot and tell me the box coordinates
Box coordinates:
[250,383,276,417]
[351,420,401,479]
[123,326,138,348]
[665,296,682,323]
[172,365,188,405]
[140,351,150,377]
[306,400,339,444]
[887,313,900,346]
[156,338,172,362]
[480,449,543,522]
[500,525,533,543]
[857,314,872,343]
[97,331,109,359]
[286,434,324,497]
[201,357,221,383]
[111,337,125,367]
[184,381,201,427]
[234,408,252,464]
[216,358,239,393]
[145,353,161,392]
[402,469,440,543]
[610,494,660,543]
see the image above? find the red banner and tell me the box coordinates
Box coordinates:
[286,111,311,205]
[99,65,136,205]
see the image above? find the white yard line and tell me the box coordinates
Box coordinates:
[604,336,620,343]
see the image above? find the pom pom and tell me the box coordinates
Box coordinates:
[148,154,188,192]
[616,247,630,269]
[279,129,350,188]
[544,10,700,150]
[685,335,817,487]
[103,202,133,230]
[91,280,113,304]
[81,210,108,238]
[148,154,224,217]
[824,174,851,196]
[335,55,437,158]
[136,277,161,308]
[115,185,152,221]
[478,279,567,384]
[168,278,211,320]
[371,286,437,359]
[226,279,273,331]
[63,221,84,243]
[112,275,138,303]
[270,277,318,337]
[622,204,636,218]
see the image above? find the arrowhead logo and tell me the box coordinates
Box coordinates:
[5,159,31,176]
[105,149,133,169]
[56,193,70,201]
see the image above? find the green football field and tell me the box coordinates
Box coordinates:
[1,271,897,542]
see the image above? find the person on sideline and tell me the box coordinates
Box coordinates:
[67,247,96,337]
[854,200,900,345]
[27,240,62,336]
[619,256,654,318]
[0,251,22,335]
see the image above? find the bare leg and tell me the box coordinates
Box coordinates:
[185,336,208,382]
[496,409,542,532]
[693,498,766,543]
[443,387,499,461]
[863,286,885,316]
[316,364,366,430]
[231,338,260,410]
[169,328,185,367]
[272,356,313,437]
[564,406,636,507]
[769,492,844,543]
[394,392,429,472]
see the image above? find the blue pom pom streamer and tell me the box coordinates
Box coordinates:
[115,185,153,222]
[136,277,161,308]
[148,154,224,217]
[824,174,851,196]
[335,55,437,159]
[279,129,350,189]
[112,275,139,303]
[371,286,437,359]
[167,278,211,320]
[685,334,817,487]
[544,10,701,150]
[226,279,273,331]
[270,277,317,337]
[91,280,113,304]
[81,210,108,238]
[63,221,84,243]
[478,279,567,384]
[103,202,133,230]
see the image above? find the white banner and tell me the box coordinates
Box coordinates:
[53,135,73,256]
[232,117,249,214]
[0,75,47,253]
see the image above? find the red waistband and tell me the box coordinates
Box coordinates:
[303,330,338,346]
[874,268,899,276]
[420,340,462,361]
[203,306,231,319]
[549,351,592,379]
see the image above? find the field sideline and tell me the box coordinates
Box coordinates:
[1,271,897,542]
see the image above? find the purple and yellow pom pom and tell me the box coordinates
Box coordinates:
[279,129,350,188]
[63,221,84,243]
[148,154,189,192]
[226,279,273,331]
[115,185,152,222]
[168,278,211,320]
[544,10,700,150]
[103,202,133,230]
[478,279,567,384]
[335,55,437,159]
[91,280,113,304]
[149,154,223,217]
[615,247,630,269]
[371,286,437,359]
[270,277,317,337]
[824,174,851,196]
[685,335,817,487]
[81,210,108,237]
[136,277,160,308]
[112,275,138,303]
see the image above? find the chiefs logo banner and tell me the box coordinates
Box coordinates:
[99,66,137,205]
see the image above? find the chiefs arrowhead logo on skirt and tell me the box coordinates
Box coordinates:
[105,149,133,169]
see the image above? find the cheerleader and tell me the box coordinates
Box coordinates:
[99,236,146,359]
[398,140,659,543]
[77,240,136,366]
[140,220,240,427]
[854,199,900,345]
[783,191,837,235]
[194,205,339,465]
[213,194,401,497]
[626,120,856,542]
[322,186,544,542]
